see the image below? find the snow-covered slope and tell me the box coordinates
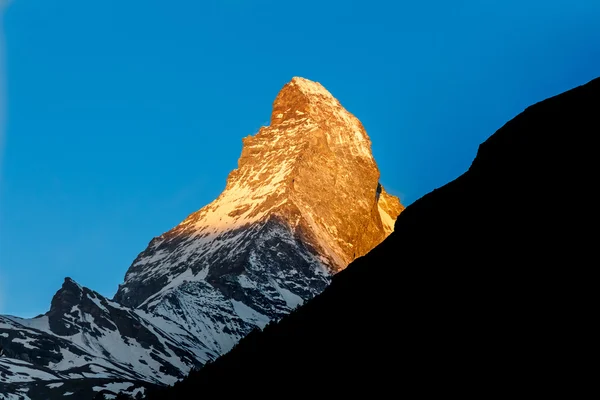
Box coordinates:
[0,77,403,399]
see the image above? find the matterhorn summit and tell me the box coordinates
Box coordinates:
[114,77,403,355]
[0,77,403,399]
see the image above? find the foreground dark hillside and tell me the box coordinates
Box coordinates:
[144,77,598,398]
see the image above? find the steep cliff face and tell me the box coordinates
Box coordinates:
[0,77,403,399]
[112,77,402,357]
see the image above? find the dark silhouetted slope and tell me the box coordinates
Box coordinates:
[142,76,599,398]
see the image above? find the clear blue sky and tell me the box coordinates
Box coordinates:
[1,0,599,317]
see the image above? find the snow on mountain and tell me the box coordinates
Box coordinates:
[0,77,403,399]
[0,279,191,398]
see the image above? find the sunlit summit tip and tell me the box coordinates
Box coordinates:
[285,76,335,99]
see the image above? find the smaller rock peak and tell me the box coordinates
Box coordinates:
[63,277,83,291]
[49,278,84,316]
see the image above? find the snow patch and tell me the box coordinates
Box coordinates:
[231,300,270,328]
[0,358,60,382]
[378,203,395,234]
[273,282,304,309]
[92,381,134,393]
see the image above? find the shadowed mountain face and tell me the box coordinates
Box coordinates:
[144,77,599,399]
[0,77,402,399]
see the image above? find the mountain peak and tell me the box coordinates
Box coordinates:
[267,76,374,164]
[47,277,85,335]
[288,76,334,98]
[113,77,402,366]
[60,277,83,295]
[270,76,341,125]
[63,276,81,286]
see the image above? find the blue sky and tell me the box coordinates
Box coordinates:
[1,0,599,317]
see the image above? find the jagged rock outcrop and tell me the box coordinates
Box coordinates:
[0,77,402,399]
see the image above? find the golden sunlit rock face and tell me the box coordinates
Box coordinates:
[113,77,402,356]
[247,76,404,270]
[177,76,401,272]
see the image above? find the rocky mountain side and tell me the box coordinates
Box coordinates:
[0,77,402,399]
[142,76,600,399]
